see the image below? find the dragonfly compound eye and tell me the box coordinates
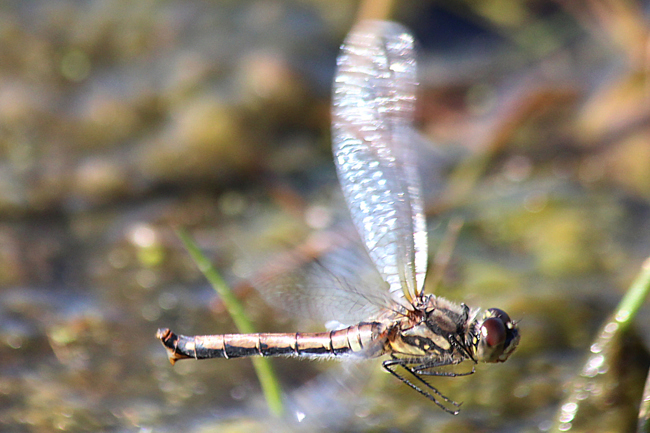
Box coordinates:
[477,317,506,362]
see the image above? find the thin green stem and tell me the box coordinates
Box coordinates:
[613,257,650,332]
[176,228,284,417]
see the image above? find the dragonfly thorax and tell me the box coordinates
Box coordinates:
[386,295,476,362]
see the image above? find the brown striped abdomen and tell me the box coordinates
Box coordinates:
[156,322,386,365]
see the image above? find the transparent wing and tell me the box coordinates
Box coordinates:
[248,230,391,327]
[332,20,427,303]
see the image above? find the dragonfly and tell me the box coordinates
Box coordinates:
[156,20,520,414]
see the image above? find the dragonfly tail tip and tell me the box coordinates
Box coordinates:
[156,328,171,340]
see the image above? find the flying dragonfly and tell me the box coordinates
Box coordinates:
[156,20,520,414]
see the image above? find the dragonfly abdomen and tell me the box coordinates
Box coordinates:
[156,322,386,364]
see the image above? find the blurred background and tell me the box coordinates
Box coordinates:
[2,0,650,432]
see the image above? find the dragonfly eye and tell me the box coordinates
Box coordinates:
[480,317,506,350]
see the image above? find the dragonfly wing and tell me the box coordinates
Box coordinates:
[332,20,427,303]
[248,230,389,327]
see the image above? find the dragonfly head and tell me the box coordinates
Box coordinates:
[474,308,520,363]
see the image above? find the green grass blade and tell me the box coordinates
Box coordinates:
[613,258,650,332]
[176,228,284,417]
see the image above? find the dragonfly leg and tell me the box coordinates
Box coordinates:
[382,358,462,415]
[414,363,476,377]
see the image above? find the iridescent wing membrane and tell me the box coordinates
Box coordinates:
[332,21,427,304]
[249,231,389,327]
